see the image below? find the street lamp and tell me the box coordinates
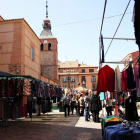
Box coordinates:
[67,70,70,89]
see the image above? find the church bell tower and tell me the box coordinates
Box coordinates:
[39,1,58,84]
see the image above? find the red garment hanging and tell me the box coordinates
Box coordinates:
[121,70,127,91]
[97,65,115,93]
[115,102,119,115]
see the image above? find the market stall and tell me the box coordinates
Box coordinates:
[0,72,62,130]
[98,0,140,139]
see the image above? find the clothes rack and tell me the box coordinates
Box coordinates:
[0,75,60,131]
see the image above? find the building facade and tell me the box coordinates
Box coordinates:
[0,2,59,85]
[0,17,41,79]
[58,61,98,90]
[122,51,139,69]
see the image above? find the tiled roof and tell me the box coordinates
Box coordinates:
[0,18,23,21]
[121,50,139,61]
[59,61,97,68]
[0,15,4,20]
[59,61,79,68]
[39,28,55,39]
[79,64,98,68]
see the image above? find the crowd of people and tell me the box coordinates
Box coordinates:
[62,90,102,122]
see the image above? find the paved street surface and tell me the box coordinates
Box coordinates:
[0,114,102,140]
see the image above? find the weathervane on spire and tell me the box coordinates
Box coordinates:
[46,0,48,18]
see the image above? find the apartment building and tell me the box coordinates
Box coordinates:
[58,61,98,90]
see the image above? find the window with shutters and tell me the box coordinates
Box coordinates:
[81,76,86,83]
[91,76,96,82]
[71,77,75,82]
[89,69,94,72]
[63,77,67,82]
[81,69,85,73]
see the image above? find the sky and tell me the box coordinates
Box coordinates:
[0,0,138,71]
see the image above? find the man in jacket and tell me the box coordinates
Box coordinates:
[84,92,90,121]
[91,91,102,122]
[62,93,71,117]
[71,94,78,115]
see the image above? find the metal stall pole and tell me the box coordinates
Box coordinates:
[99,0,107,68]
[6,77,8,131]
[31,96,33,122]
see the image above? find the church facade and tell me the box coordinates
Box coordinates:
[0,2,59,85]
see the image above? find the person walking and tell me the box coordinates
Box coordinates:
[69,92,73,112]
[84,92,90,121]
[71,94,78,115]
[91,91,102,122]
[79,94,84,116]
[76,94,80,115]
[62,93,71,117]
[105,91,113,116]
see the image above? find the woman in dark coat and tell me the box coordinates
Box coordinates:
[91,91,102,122]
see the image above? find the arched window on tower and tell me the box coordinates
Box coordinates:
[41,43,43,51]
[48,43,51,50]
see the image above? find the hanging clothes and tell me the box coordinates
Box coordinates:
[38,82,44,97]
[31,80,36,97]
[134,65,139,93]
[121,70,128,92]
[49,85,53,97]
[16,79,24,96]
[126,65,136,89]
[97,65,115,93]
[134,0,140,78]
[125,96,139,121]
[23,79,31,96]
[115,65,122,92]
[134,0,140,49]
[132,2,135,22]
[137,79,140,97]
[44,84,50,98]
[115,102,118,115]
[100,92,105,101]
[1,79,7,96]
[105,91,111,100]
[20,96,27,117]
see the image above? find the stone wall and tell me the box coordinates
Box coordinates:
[41,51,53,65]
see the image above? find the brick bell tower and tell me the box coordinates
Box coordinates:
[39,1,58,84]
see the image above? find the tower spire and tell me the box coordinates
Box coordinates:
[46,1,48,18]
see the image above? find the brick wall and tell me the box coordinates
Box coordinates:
[9,22,22,75]
[40,38,58,82]
[41,51,53,65]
